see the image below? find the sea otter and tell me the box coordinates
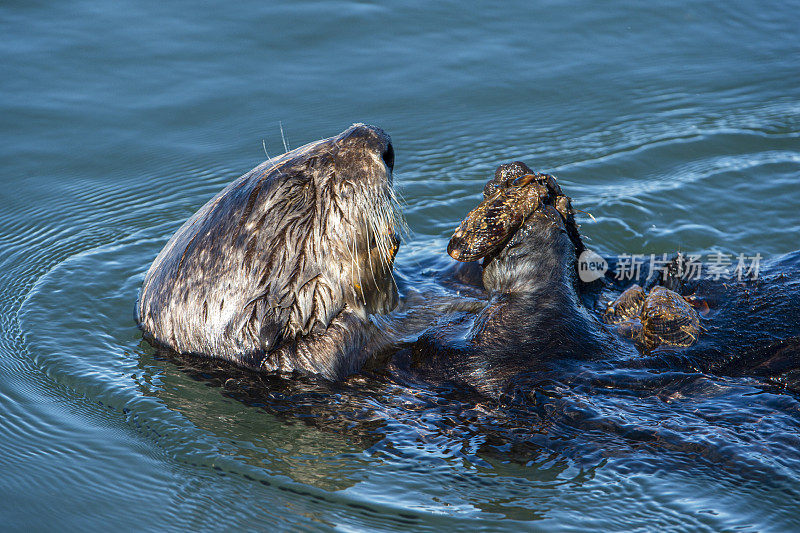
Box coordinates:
[136,124,401,380]
[138,129,800,390]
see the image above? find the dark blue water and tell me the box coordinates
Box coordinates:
[2,0,799,530]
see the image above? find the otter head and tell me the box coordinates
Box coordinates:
[137,124,402,376]
[447,162,584,294]
[292,124,401,319]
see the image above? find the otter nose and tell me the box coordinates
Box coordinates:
[339,123,393,169]
[382,142,394,171]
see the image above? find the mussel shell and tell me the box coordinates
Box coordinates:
[448,186,539,262]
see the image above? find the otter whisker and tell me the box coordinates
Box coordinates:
[388,186,410,238]
[341,206,359,300]
[350,242,360,304]
[371,196,388,265]
[352,221,368,306]
[381,196,397,264]
[279,121,290,153]
[365,213,379,290]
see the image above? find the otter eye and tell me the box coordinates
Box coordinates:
[381,143,394,171]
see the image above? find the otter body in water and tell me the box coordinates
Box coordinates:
[139,131,800,391]
[403,162,620,394]
[403,162,800,396]
[137,124,401,380]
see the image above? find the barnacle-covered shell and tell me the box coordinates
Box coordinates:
[639,286,701,348]
[447,184,541,262]
[604,284,647,324]
[447,170,571,262]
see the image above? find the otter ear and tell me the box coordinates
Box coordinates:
[448,188,534,262]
